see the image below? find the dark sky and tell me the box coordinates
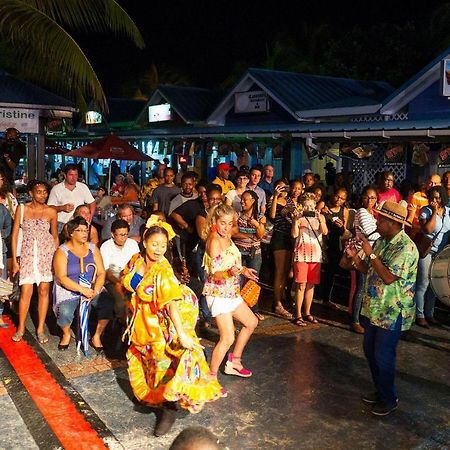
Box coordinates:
[79,0,445,95]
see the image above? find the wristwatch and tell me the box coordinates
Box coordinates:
[369,253,377,261]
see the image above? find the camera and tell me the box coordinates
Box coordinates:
[282,186,290,192]
[303,210,316,218]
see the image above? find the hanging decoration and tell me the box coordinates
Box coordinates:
[384,144,404,163]
[411,143,429,167]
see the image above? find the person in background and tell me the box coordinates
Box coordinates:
[71,204,100,246]
[174,159,189,186]
[232,190,266,321]
[139,173,163,216]
[11,180,58,342]
[129,161,141,185]
[100,219,139,321]
[258,164,275,199]
[351,186,380,334]
[268,178,296,318]
[0,203,11,329]
[152,167,181,217]
[228,160,238,184]
[345,201,418,416]
[88,160,102,189]
[442,171,450,206]
[321,187,349,307]
[212,162,235,195]
[111,174,126,197]
[168,173,197,215]
[313,185,326,212]
[406,174,441,237]
[291,193,327,326]
[0,128,22,186]
[414,185,450,327]
[53,217,110,351]
[101,204,144,243]
[377,170,401,205]
[225,170,249,212]
[169,427,223,450]
[289,179,304,209]
[0,169,18,217]
[246,167,266,214]
[303,172,315,192]
[48,164,96,234]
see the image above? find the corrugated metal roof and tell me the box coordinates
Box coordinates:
[247,68,393,113]
[157,85,223,123]
[0,70,74,109]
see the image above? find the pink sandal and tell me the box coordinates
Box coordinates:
[224,353,252,378]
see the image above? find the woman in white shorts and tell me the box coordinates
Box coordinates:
[202,203,259,378]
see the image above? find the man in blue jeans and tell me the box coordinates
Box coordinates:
[346,201,418,416]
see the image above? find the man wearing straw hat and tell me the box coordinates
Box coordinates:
[345,201,418,416]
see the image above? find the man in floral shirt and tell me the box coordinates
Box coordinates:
[346,201,418,416]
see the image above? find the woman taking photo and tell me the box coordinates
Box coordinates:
[225,170,249,212]
[11,180,58,342]
[414,185,450,327]
[321,187,349,306]
[53,217,110,350]
[232,190,266,320]
[122,218,224,437]
[351,186,380,333]
[268,178,297,318]
[203,203,259,378]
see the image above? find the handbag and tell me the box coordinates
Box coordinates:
[0,278,13,300]
[413,219,444,259]
[16,203,24,257]
[241,280,261,307]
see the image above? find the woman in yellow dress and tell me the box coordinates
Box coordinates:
[122,217,225,437]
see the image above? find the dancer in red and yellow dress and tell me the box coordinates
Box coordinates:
[122,216,224,437]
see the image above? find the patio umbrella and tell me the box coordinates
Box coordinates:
[45,139,67,155]
[64,133,153,192]
[77,263,97,357]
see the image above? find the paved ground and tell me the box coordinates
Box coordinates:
[0,299,449,450]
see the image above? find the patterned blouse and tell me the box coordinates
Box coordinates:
[361,230,418,331]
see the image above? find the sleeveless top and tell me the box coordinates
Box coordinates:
[53,243,96,311]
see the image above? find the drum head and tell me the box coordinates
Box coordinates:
[429,245,450,307]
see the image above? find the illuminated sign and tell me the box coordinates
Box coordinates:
[0,108,39,133]
[85,111,102,124]
[148,103,171,122]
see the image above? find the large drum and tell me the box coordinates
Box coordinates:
[429,245,450,307]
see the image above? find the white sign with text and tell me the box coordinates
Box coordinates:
[0,108,39,133]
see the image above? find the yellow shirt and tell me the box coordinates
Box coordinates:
[212,177,235,195]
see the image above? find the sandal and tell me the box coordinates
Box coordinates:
[274,305,293,319]
[12,331,24,342]
[305,315,318,324]
[37,332,49,344]
[254,312,266,321]
[293,317,307,327]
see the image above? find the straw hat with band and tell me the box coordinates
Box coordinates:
[376,201,411,226]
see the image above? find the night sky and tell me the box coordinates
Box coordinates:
[79,0,446,95]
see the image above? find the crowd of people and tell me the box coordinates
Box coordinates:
[0,158,449,432]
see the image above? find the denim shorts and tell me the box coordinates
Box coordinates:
[56,291,114,327]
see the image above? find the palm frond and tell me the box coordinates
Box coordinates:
[13,0,144,48]
[0,1,107,110]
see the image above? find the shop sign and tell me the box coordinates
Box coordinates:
[0,108,39,133]
[384,144,404,163]
[442,59,450,96]
[234,91,269,113]
[149,103,171,122]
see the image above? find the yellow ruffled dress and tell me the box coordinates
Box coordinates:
[122,254,224,413]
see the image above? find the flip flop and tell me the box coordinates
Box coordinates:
[293,317,307,327]
[274,306,293,319]
[12,331,24,342]
[37,332,49,344]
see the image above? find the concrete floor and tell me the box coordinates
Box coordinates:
[1,301,449,449]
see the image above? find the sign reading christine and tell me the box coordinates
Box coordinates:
[0,108,39,133]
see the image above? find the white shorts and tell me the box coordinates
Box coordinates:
[205,295,243,317]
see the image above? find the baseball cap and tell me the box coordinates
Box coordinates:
[217,162,230,171]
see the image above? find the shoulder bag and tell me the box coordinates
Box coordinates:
[413,220,444,259]
[16,203,24,257]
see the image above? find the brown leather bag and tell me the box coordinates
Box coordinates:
[412,231,433,259]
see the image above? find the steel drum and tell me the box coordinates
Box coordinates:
[429,245,450,307]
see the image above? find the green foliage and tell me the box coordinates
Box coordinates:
[0,0,144,111]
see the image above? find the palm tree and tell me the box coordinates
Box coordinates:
[0,0,144,111]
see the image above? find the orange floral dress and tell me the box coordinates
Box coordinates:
[122,254,224,413]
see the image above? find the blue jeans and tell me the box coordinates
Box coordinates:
[413,253,435,319]
[240,252,263,313]
[194,246,212,324]
[352,271,366,324]
[362,315,402,406]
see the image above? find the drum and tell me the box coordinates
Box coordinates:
[429,245,450,307]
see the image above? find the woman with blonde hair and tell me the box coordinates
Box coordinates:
[203,203,259,378]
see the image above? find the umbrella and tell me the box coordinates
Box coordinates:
[64,133,153,192]
[77,263,98,356]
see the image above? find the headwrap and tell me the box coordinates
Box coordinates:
[145,215,176,240]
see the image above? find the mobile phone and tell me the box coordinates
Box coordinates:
[282,186,290,192]
[303,210,316,217]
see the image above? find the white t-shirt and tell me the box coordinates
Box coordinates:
[48,181,95,224]
[100,238,140,277]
